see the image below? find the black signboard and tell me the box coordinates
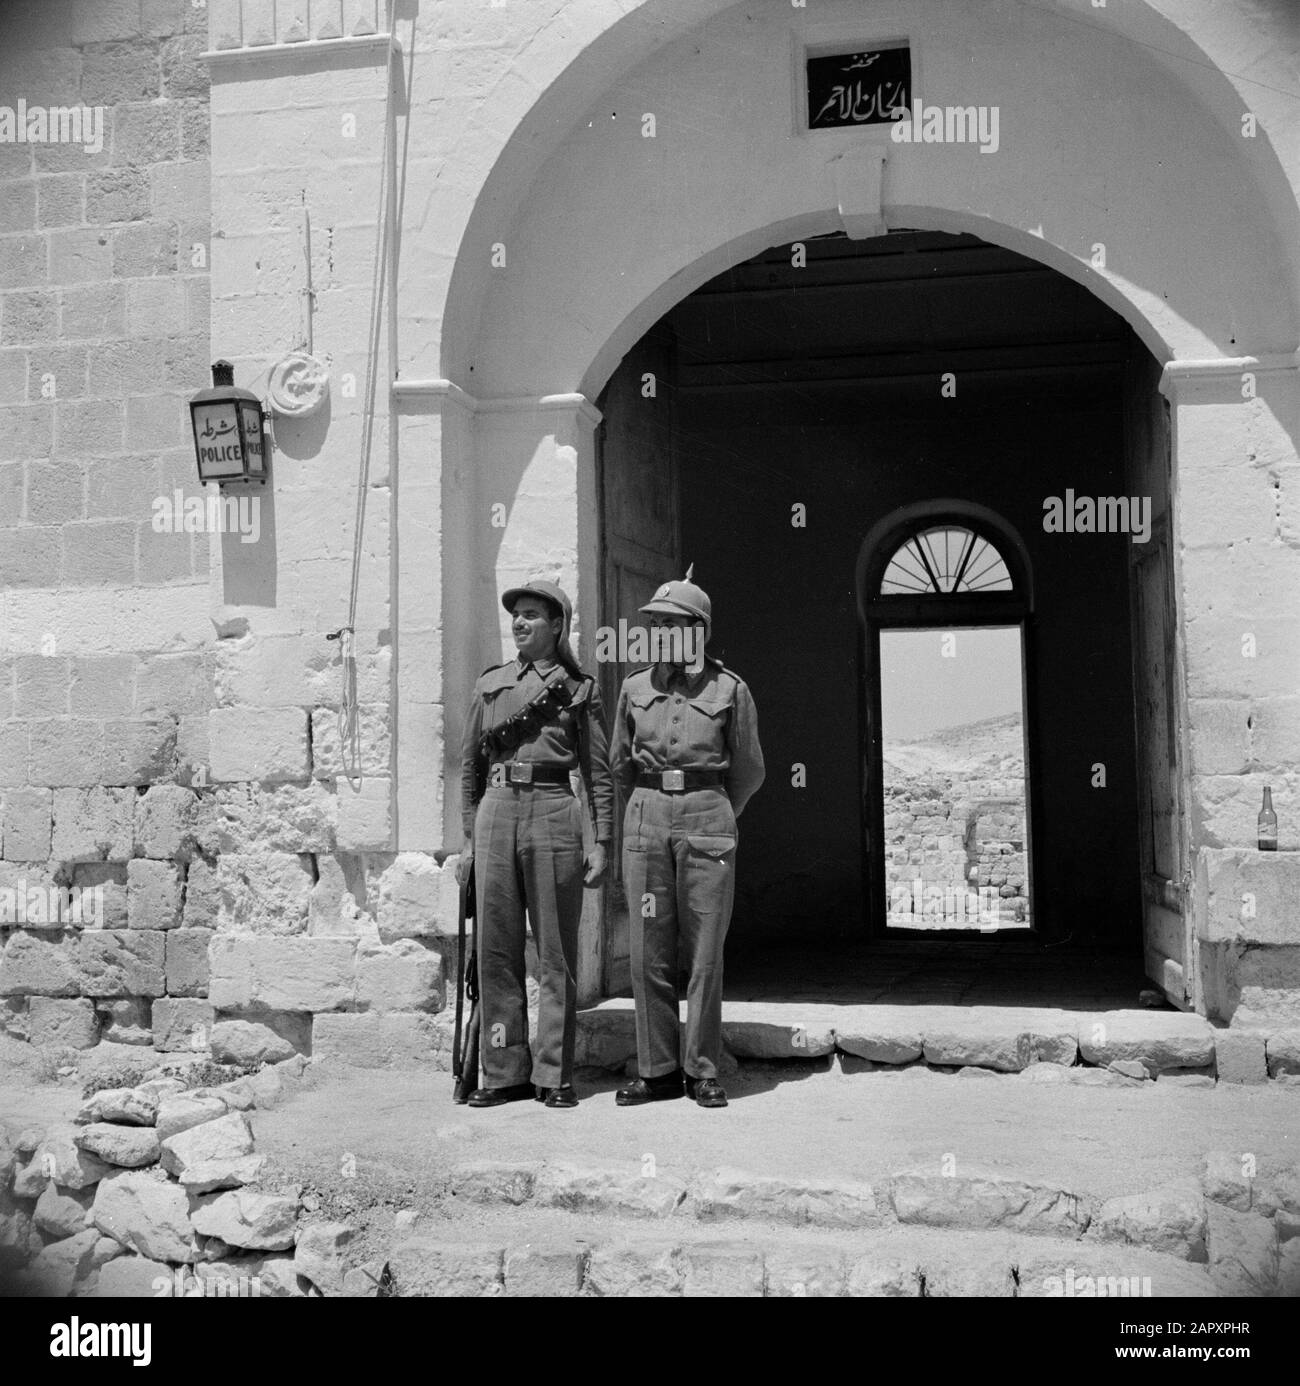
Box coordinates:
[806,47,911,130]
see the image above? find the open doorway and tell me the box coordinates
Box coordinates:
[596,230,1174,1007]
[863,519,1033,936]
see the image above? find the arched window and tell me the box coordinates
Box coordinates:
[879,525,1013,596]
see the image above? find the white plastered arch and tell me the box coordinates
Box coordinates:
[436,0,1300,397]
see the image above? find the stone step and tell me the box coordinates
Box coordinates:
[403,1154,1297,1296]
[386,1214,1223,1297]
[576,999,1296,1082]
[436,1153,1296,1279]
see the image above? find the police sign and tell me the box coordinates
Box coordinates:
[188,361,268,486]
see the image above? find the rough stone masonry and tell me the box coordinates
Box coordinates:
[0,781,461,1061]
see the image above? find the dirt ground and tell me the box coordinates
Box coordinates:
[4,1038,1296,1288]
[249,1057,1300,1220]
[6,1033,1296,1213]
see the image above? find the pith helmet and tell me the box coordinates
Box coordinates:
[639,564,711,639]
[501,577,580,672]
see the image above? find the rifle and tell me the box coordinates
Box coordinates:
[452,866,480,1102]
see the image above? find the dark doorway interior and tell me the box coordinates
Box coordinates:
[598,231,1156,998]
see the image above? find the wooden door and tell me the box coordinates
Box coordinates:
[1130,396,1188,1004]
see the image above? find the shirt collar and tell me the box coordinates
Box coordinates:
[655,660,708,694]
[516,655,558,679]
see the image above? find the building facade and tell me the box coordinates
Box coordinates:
[1,0,1298,1059]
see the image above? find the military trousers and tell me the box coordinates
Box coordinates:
[473,783,585,1089]
[622,786,737,1081]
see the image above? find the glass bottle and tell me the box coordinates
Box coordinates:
[1258,787,1277,851]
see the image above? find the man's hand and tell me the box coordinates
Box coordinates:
[583,843,608,887]
[456,849,474,887]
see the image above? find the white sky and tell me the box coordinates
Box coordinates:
[879,626,1024,742]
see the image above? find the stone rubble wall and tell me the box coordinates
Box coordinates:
[884,771,1031,926]
[0,781,461,1055]
[0,1053,386,1298]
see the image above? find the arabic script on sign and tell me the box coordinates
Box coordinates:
[806,47,911,130]
[814,79,908,126]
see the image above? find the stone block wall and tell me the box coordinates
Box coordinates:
[0,0,211,1047]
[0,1,453,1054]
[968,804,1030,923]
[0,2,212,804]
[884,775,1030,928]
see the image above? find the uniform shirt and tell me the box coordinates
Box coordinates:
[460,656,614,843]
[611,657,765,815]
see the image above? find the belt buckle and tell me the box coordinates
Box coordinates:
[661,768,685,792]
[509,763,534,785]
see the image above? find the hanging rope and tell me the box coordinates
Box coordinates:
[329,0,397,792]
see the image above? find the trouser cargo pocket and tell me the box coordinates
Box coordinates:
[685,834,735,858]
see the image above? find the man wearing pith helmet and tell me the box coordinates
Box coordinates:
[457,577,613,1108]
[610,567,765,1108]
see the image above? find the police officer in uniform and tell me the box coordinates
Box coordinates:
[458,578,613,1108]
[611,570,764,1108]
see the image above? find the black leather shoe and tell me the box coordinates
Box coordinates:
[535,1084,579,1108]
[686,1076,728,1108]
[615,1069,685,1106]
[466,1083,535,1108]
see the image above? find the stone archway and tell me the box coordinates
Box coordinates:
[411,0,1300,1017]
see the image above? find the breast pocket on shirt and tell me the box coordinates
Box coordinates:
[684,689,731,759]
[628,690,667,745]
[479,686,510,739]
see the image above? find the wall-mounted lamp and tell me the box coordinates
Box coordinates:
[189,360,269,486]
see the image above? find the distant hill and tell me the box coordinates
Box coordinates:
[883,710,1024,782]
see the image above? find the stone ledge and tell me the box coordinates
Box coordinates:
[204,35,398,67]
[568,1001,1260,1080]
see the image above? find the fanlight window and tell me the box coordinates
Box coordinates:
[879,525,1013,596]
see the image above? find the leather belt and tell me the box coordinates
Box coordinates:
[489,762,573,787]
[636,769,725,792]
